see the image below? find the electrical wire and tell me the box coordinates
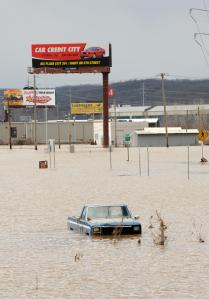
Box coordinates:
[203,0,209,21]
[190,7,209,68]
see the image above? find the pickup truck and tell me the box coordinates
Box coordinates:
[67,203,142,236]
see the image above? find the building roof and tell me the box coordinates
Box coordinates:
[109,104,209,117]
[109,105,150,116]
[147,104,209,116]
[117,118,158,123]
[135,127,199,135]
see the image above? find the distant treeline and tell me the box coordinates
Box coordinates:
[1,79,209,121]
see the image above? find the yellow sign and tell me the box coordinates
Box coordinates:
[71,102,103,114]
[198,129,208,141]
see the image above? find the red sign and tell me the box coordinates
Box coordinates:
[32,43,86,61]
[108,88,115,97]
[39,161,48,169]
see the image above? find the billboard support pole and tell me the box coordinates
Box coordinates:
[33,74,38,150]
[45,107,48,145]
[103,72,109,147]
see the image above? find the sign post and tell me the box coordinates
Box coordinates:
[124,134,131,162]
[197,129,208,162]
[48,139,56,168]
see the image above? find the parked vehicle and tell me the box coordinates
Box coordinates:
[67,204,142,236]
[80,47,105,59]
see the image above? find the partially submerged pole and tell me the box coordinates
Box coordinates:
[187,145,190,180]
[109,145,112,169]
[139,146,141,176]
[127,145,130,162]
[147,146,150,176]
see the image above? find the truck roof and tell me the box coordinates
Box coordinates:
[83,203,128,208]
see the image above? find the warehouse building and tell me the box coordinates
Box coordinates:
[131,127,199,147]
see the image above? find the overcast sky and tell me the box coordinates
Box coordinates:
[1,0,209,88]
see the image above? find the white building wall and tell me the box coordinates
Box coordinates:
[0,121,94,144]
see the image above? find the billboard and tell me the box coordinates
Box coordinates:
[32,43,112,69]
[4,89,55,107]
[71,102,103,114]
[3,89,23,107]
[23,89,55,106]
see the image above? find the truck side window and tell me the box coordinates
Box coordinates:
[122,206,130,217]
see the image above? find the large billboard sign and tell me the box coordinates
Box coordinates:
[4,89,55,107]
[3,89,23,107]
[32,43,112,69]
[71,102,103,114]
[23,89,55,106]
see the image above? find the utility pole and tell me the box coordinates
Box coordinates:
[69,87,71,118]
[7,97,12,149]
[68,87,72,147]
[161,73,169,147]
[114,99,117,147]
[57,104,61,149]
[197,106,201,130]
[142,81,145,106]
[33,74,37,150]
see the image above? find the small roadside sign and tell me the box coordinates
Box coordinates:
[39,160,48,169]
[198,129,208,142]
[124,134,131,147]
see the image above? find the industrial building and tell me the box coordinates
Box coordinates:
[109,104,209,129]
[0,104,206,147]
[131,127,199,147]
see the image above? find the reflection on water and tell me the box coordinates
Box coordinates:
[0,146,209,298]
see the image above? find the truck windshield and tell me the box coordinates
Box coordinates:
[87,206,130,219]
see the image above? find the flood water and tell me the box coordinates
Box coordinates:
[1,145,209,298]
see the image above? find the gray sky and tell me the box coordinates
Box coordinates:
[1,0,209,88]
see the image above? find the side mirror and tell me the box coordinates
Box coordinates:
[134,215,139,220]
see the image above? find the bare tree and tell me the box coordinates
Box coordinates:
[149,211,167,245]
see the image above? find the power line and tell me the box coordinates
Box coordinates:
[203,0,209,21]
[190,7,209,67]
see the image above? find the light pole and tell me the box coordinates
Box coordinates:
[161,73,169,147]
[33,74,37,150]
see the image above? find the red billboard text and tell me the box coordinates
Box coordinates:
[32,43,86,61]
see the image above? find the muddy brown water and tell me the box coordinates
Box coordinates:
[0,145,209,298]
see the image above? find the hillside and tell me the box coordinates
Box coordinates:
[1,79,209,121]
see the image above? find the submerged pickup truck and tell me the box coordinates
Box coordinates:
[67,204,142,236]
